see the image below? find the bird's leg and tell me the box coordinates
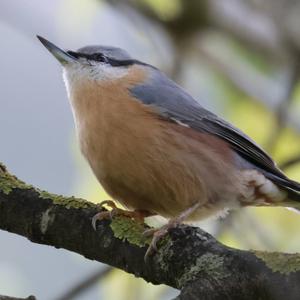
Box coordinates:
[92,200,154,230]
[144,202,201,259]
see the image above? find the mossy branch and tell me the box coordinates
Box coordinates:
[1,162,300,300]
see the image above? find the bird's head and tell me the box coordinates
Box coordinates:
[37,36,150,91]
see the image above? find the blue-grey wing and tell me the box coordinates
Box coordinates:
[130,68,300,192]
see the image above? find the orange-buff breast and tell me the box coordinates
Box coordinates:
[68,66,246,221]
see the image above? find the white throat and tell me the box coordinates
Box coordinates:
[62,62,129,98]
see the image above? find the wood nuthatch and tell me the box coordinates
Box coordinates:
[38,36,300,255]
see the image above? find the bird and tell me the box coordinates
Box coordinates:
[37,35,300,256]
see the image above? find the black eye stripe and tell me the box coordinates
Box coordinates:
[67,51,107,62]
[67,51,80,58]
[67,51,154,68]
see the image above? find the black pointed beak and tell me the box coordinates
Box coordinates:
[37,35,77,65]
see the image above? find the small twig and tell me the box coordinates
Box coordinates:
[54,267,112,300]
[208,0,289,61]
[265,62,300,153]
[215,210,276,250]
[280,154,300,171]
[232,210,276,250]
[0,296,36,300]
[195,38,300,135]
[196,36,282,107]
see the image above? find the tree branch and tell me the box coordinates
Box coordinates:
[1,162,300,299]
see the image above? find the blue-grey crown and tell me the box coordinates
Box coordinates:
[67,45,153,68]
[77,45,132,61]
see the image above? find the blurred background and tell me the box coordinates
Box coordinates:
[1,0,300,299]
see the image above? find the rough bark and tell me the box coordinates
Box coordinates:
[1,163,300,300]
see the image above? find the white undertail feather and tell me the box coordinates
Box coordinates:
[242,170,287,205]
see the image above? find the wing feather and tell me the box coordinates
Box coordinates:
[130,69,300,194]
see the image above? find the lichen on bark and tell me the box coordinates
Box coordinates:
[253,250,300,275]
[38,190,95,209]
[0,163,95,210]
[0,163,32,195]
[178,253,227,287]
[110,216,151,247]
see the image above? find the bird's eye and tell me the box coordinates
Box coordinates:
[91,53,107,62]
[67,51,79,58]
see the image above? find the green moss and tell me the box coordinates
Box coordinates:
[0,162,96,210]
[38,190,95,209]
[253,250,300,275]
[0,164,32,195]
[110,216,151,247]
[178,253,227,287]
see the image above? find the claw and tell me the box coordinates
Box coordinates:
[92,200,154,230]
[143,228,157,238]
[144,202,202,261]
[92,211,112,230]
[98,200,117,209]
[144,226,170,261]
[92,200,118,230]
[92,214,98,231]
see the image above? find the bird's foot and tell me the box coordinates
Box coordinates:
[92,200,153,230]
[143,202,202,261]
[143,218,180,260]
